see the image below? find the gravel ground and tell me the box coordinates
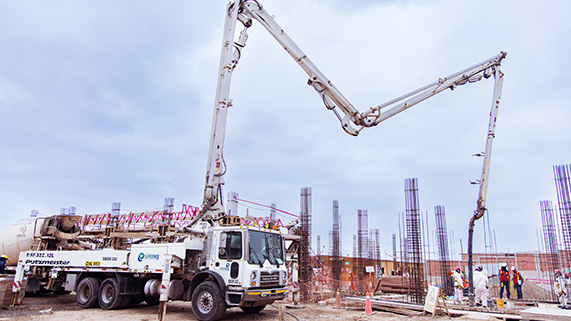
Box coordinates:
[0,292,460,321]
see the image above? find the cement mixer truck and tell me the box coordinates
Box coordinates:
[0,214,84,268]
[0,214,91,294]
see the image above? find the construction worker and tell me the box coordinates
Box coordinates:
[512,266,523,300]
[0,254,7,274]
[554,270,568,308]
[473,265,489,308]
[498,264,510,299]
[452,267,464,304]
[565,272,571,306]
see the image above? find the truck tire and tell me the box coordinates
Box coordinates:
[98,278,125,310]
[119,295,132,308]
[191,281,227,321]
[240,305,266,314]
[76,277,100,308]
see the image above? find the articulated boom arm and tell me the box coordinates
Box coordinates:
[195,0,506,226]
[239,1,506,135]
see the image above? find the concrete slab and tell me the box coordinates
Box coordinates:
[520,306,571,321]
[451,309,521,320]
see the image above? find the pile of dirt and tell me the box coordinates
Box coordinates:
[488,276,553,301]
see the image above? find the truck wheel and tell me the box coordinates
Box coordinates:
[98,278,124,310]
[191,281,227,321]
[119,295,132,308]
[76,277,100,308]
[240,305,266,314]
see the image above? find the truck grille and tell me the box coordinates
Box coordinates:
[260,271,280,287]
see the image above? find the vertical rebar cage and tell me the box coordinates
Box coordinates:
[357,209,369,290]
[435,205,452,296]
[331,200,341,291]
[554,165,571,271]
[540,200,559,302]
[404,178,425,304]
[299,187,312,302]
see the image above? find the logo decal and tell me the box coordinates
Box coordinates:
[137,253,160,262]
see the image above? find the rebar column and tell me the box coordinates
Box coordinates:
[332,200,341,291]
[357,209,369,290]
[316,235,321,256]
[392,234,397,275]
[540,200,560,303]
[371,229,380,261]
[404,178,425,304]
[554,164,571,270]
[163,197,174,224]
[353,234,357,258]
[435,205,452,296]
[299,187,312,302]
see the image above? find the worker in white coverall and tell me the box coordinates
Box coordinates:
[565,272,571,305]
[554,270,568,308]
[452,267,464,304]
[473,265,489,308]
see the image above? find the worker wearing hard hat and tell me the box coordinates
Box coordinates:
[554,270,568,308]
[452,267,464,304]
[512,266,523,300]
[565,272,571,305]
[0,254,7,274]
[498,264,510,299]
[473,265,489,308]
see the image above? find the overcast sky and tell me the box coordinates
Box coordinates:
[2,0,570,260]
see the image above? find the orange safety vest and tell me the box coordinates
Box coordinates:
[499,269,510,282]
[512,271,521,285]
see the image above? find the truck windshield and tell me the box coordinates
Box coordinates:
[248,230,284,266]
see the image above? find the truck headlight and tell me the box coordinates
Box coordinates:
[281,271,287,284]
[250,271,258,286]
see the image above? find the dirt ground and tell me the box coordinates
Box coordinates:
[0,293,464,321]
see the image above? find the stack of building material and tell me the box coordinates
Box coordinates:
[377,276,410,294]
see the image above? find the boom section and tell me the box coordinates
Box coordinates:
[239,1,506,135]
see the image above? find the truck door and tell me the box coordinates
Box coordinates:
[216,231,243,286]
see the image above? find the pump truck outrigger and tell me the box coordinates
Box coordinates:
[11,1,505,320]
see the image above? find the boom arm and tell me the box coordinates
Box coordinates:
[240,1,506,136]
[194,0,506,226]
